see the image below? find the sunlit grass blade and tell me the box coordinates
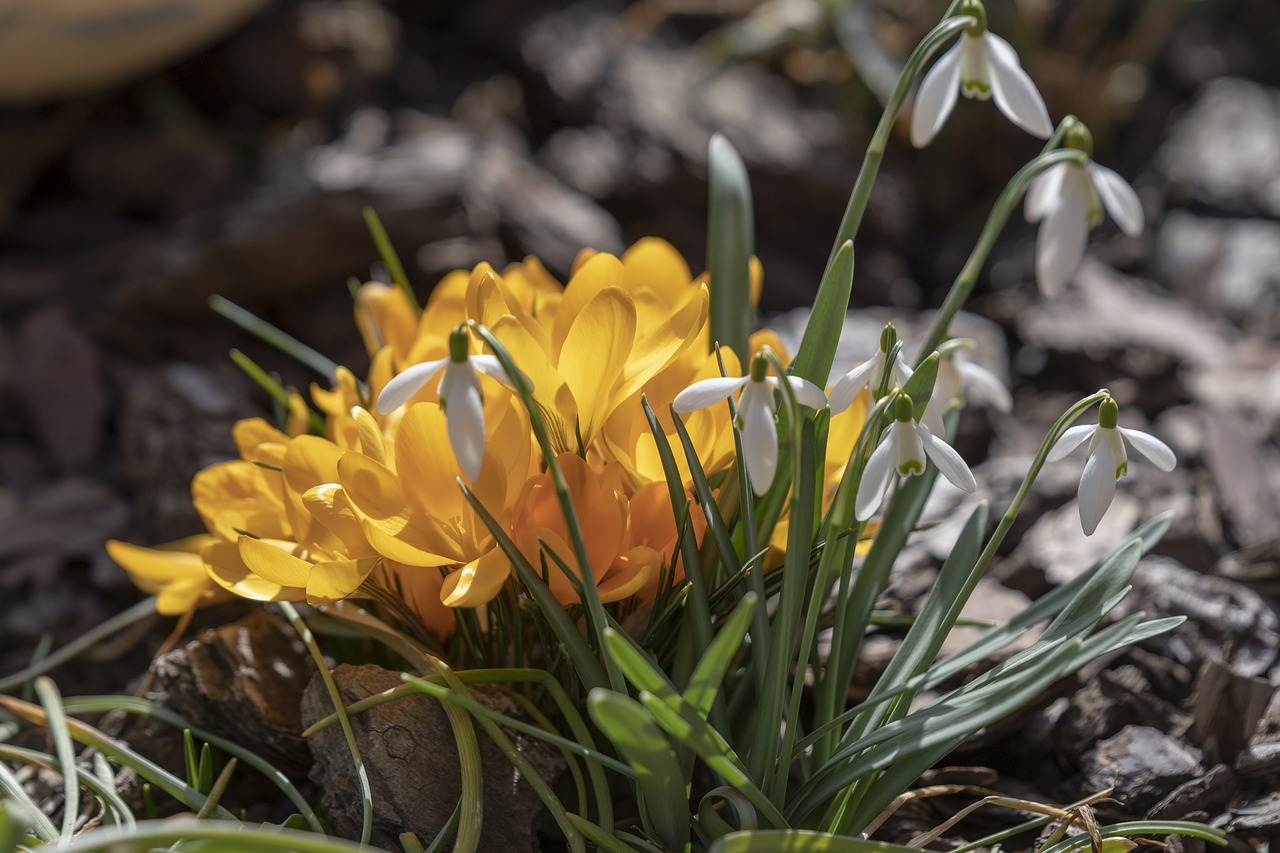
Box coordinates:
[278,603,375,846]
[565,814,647,853]
[711,829,922,853]
[229,349,326,434]
[0,695,236,820]
[0,598,157,694]
[707,133,755,365]
[0,760,58,843]
[194,757,238,820]
[685,592,757,720]
[1036,822,1229,853]
[588,690,690,852]
[210,295,339,382]
[32,819,378,852]
[791,240,854,389]
[0,744,135,828]
[363,206,419,311]
[33,677,80,843]
[900,352,939,420]
[670,405,744,580]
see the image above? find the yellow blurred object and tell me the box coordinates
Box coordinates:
[0,0,269,103]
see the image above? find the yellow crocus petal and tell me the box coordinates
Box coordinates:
[519,527,581,605]
[612,282,708,407]
[338,452,458,566]
[440,548,511,607]
[355,282,418,361]
[302,484,376,558]
[232,418,290,464]
[621,237,694,308]
[825,388,870,485]
[238,536,312,588]
[553,252,625,356]
[203,540,304,602]
[352,407,387,465]
[598,546,660,603]
[106,536,227,614]
[379,560,455,639]
[394,403,465,521]
[490,314,578,452]
[285,392,311,437]
[557,287,636,448]
[283,435,347,551]
[749,329,790,361]
[307,557,379,604]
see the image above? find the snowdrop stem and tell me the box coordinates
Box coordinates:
[914,146,1090,363]
[823,14,976,274]
[968,390,1110,576]
[467,322,627,694]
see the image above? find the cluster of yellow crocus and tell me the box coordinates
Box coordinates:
[109,238,865,642]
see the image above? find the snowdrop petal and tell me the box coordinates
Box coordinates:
[983,33,1053,138]
[957,360,1013,412]
[782,375,828,410]
[470,354,518,389]
[1077,439,1117,535]
[827,357,877,414]
[1025,163,1067,223]
[910,41,963,147]
[1089,163,1144,237]
[444,370,487,480]
[1036,183,1088,297]
[855,438,896,521]
[673,376,749,413]
[1048,424,1095,461]
[741,387,779,495]
[1120,427,1176,472]
[377,358,448,413]
[917,425,977,492]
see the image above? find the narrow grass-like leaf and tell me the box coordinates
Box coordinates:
[0,803,27,853]
[0,760,58,842]
[459,481,607,692]
[707,133,755,365]
[0,745,134,828]
[423,803,460,853]
[279,603,374,846]
[900,352,939,420]
[33,677,81,843]
[564,814,646,853]
[194,757,238,820]
[711,829,923,853]
[0,598,157,693]
[57,695,319,831]
[589,690,689,852]
[1040,540,1142,644]
[671,406,744,579]
[685,592,757,719]
[228,349,326,434]
[638,691,788,830]
[791,241,854,388]
[1036,822,1228,853]
[363,207,419,310]
[0,695,236,820]
[210,295,339,382]
[38,820,378,853]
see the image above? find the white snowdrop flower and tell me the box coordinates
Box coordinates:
[855,393,977,521]
[1048,397,1176,536]
[376,326,519,481]
[1024,124,1144,297]
[910,0,1053,148]
[673,351,826,496]
[936,343,1012,413]
[828,324,913,415]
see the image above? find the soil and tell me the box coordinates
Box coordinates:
[2,0,1279,849]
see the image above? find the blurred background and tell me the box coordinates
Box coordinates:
[0,0,1278,686]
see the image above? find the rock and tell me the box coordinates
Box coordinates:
[1056,665,1192,765]
[151,607,315,777]
[1146,764,1237,821]
[301,663,564,852]
[1187,659,1276,766]
[1080,725,1205,814]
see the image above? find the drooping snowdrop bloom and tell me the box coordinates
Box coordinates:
[828,324,913,415]
[1048,397,1175,536]
[376,326,519,481]
[673,351,826,496]
[936,343,1012,413]
[910,0,1053,148]
[855,394,977,521]
[1025,123,1144,297]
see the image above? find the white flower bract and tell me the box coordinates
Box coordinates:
[828,346,911,415]
[1048,417,1175,536]
[936,350,1012,413]
[911,30,1053,148]
[376,353,516,481]
[673,371,827,496]
[1024,160,1144,297]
